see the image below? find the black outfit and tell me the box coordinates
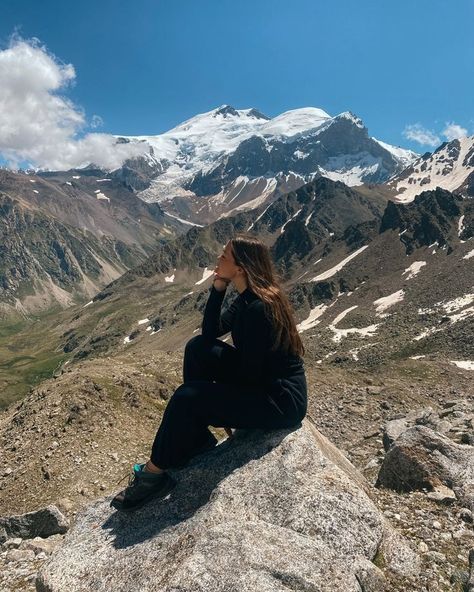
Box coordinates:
[150,285,307,469]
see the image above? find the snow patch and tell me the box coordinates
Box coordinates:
[165,211,204,227]
[294,150,309,159]
[195,267,214,285]
[373,290,405,314]
[96,191,110,202]
[165,274,175,283]
[280,208,302,234]
[463,249,474,260]
[296,304,328,333]
[450,360,474,370]
[402,261,426,280]
[329,305,379,342]
[311,246,368,282]
[138,318,149,325]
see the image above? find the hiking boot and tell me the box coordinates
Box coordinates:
[110,464,176,512]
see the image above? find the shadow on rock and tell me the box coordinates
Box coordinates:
[102,426,296,549]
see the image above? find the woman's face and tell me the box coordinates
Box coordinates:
[215,241,240,281]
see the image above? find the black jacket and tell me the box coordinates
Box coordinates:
[201,285,305,387]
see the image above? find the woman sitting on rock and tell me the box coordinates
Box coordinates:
[111,233,307,511]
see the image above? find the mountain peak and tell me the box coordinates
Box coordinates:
[245,108,270,121]
[214,105,240,118]
[336,111,365,129]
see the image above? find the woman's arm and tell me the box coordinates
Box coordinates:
[201,285,240,339]
[236,300,272,385]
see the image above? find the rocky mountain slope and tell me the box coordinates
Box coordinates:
[0,336,472,591]
[388,135,474,203]
[49,178,472,375]
[116,104,417,224]
[0,168,186,318]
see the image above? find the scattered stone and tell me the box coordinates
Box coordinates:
[468,548,474,592]
[6,548,36,562]
[0,505,69,543]
[3,537,22,549]
[460,508,473,523]
[426,484,457,504]
[24,536,62,555]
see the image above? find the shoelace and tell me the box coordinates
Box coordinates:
[116,469,137,486]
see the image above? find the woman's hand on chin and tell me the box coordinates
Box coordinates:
[213,270,231,292]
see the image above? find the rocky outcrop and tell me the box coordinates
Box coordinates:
[37,421,418,592]
[0,506,68,544]
[382,400,474,450]
[377,425,474,510]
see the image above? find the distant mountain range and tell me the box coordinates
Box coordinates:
[117,104,418,223]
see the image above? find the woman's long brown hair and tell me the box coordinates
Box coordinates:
[230,233,305,357]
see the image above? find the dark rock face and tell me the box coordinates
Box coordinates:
[0,506,68,543]
[380,188,466,253]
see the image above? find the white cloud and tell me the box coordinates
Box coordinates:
[0,37,147,170]
[442,122,468,141]
[402,124,440,147]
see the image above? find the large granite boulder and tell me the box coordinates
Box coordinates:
[377,425,474,510]
[37,421,418,592]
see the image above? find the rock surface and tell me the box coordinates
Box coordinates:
[377,425,474,510]
[0,505,68,544]
[37,421,418,592]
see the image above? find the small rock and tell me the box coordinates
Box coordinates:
[425,550,446,563]
[3,538,22,549]
[6,548,36,562]
[24,536,61,555]
[418,541,429,553]
[363,459,379,470]
[460,508,473,523]
[450,570,469,589]
[432,521,442,530]
[0,505,69,543]
[426,485,456,504]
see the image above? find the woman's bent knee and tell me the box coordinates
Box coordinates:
[185,334,208,350]
[168,382,203,408]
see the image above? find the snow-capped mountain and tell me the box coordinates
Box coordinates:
[389,135,474,203]
[116,105,417,223]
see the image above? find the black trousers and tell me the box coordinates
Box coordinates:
[150,335,307,469]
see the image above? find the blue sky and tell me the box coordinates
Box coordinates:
[0,0,473,167]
